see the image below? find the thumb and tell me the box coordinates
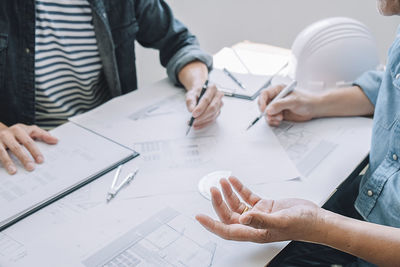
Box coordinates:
[266,96,296,116]
[239,211,283,230]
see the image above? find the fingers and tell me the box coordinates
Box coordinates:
[228,177,261,207]
[196,214,270,243]
[189,84,223,129]
[266,95,297,116]
[258,85,285,113]
[186,84,223,130]
[192,85,217,118]
[239,210,283,230]
[220,178,248,214]
[265,113,284,127]
[186,90,198,113]
[28,125,58,144]
[0,124,58,174]
[12,126,44,164]
[1,130,35,172]
[0,145,16,175]
[210,187,239,224]
[193,109,221,130]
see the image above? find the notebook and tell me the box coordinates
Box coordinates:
[0,122,138,231]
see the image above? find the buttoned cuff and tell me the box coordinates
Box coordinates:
[353,70,384,107]
[166,45,213,87]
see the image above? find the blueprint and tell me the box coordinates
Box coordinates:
[83,207,216,267]
[273,118,371,177]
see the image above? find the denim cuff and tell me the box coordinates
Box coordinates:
[353,70,384,107]
[166,45,213,87]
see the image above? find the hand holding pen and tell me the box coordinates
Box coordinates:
[256,81,316,127]
[185,80,224,135]
[247,80,297,130]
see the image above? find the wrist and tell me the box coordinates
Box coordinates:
[178,61,208,92]
[310,90,334,118]
[310,208,343,246]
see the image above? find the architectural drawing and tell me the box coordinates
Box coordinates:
[129,93,186,122]
[83,208,216,267]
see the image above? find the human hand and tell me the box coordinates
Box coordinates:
[258,84,318,126]
[196,177,322,243]
[186,83,224,130]
[0,123,58,175]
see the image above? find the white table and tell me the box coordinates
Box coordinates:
[0,42,372,267]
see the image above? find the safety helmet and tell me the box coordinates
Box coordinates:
[289,17,381,91]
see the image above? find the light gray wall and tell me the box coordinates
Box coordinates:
[135,0,399,88]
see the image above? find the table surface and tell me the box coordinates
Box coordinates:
[0,42,373,267]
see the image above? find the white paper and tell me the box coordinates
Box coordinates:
[70,80,301,191]
[209,68,271,98]
[233,48,290,76]
[213,47,291,76]
[0,117,372,267]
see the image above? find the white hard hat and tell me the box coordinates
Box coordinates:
[289,17,380,91]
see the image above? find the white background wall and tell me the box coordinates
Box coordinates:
[135,0,399,88]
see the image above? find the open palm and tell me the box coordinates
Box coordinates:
[196,177,321,243]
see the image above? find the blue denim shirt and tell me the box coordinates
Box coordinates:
[353,27,400,229]
[0,0,212,126]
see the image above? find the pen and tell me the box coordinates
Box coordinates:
[110,165,122,190]
[223,68,247,91]
[107,168,139,202]
[186,80,209,136]
[246,80,297,131]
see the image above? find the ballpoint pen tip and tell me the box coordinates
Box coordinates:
[246,117,260,131]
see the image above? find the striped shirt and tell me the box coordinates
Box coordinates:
[35,0,110,129]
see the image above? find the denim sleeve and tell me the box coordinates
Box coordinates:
[134,0,212,86]
[353,70,384,107]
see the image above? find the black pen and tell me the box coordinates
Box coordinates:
[246,80,297,131]
[186,80,209,136]
[223,68,247,91]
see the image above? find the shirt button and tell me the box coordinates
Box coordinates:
[25,48,30,54]
[396,74,400,80]
[367,190,374,197]
[393,154,398,161]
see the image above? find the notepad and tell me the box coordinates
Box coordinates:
[209,68,272,100]
[0,123,138,231]
[210,47,291,100]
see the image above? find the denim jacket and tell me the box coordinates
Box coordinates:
[0,0,212,126]
[353,27,400,230]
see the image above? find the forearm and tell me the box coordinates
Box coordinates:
[311,209,400,266]
[178,61,208,91]
[312,86,374,118]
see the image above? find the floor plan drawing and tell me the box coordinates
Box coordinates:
[83,208,216,267]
